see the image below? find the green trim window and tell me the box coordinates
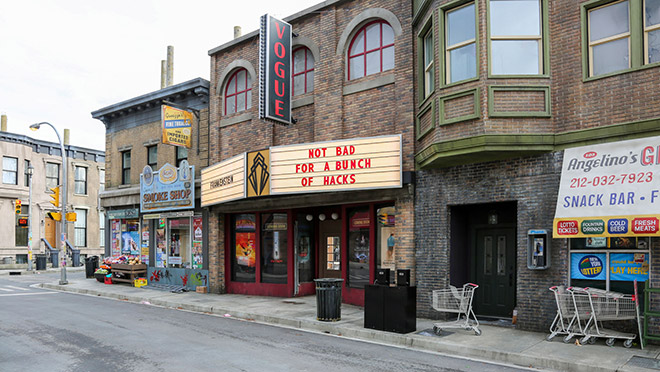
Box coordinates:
[489,0,543,75]
[588,0,630,76]
[645,0,660,63]
[446,2,477,83]
[423,29,435,97]
[147,145,158,169]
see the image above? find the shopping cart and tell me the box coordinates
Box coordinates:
[571,287,640,348]
[547,286,588,343]
[431,283,481,336]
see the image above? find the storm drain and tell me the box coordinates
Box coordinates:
[417,329,455,338]
[625,356,660,370]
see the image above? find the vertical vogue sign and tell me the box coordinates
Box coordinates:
[200,135,402,207]
[141,161,195,213]
[554,135,660,237]
[162,105,193,148]
[259,14,292,125]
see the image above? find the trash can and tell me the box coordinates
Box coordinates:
[35,254,47,271]
[314,278,344,321]
[71,249,80,267]
[50,251,59,268]
[85,256,99,278]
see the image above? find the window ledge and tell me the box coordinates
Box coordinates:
[292,96,314,109]
[343,73,395,96]
[73,193,89,197]
[220,112,253,128]
[584,62,660,82]
[118,184,133,189]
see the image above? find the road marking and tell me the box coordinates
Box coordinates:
[0,288,12,292]
[0,292,58,297]
[4,285,30,291]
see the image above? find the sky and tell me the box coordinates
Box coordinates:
[0,0,322,151]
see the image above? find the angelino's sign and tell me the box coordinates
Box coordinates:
[554,135,660,237]
[141,161,195,213]
[259,14,292,125]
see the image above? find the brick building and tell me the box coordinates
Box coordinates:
[413,0,660,332]
[202,0,414,305]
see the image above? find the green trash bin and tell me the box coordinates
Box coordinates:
[314,278,344,321]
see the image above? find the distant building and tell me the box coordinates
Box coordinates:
[0,118,105,263]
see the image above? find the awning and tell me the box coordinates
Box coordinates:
[553,135,660,238]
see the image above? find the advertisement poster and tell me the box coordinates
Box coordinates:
[161,105,193,148]
[571,253,606,280]
[141,224,150,265]
[193,217,203,269]
[156,226,166,268]
[111,220,121,256]
[236,232,256,268]
[122,231,140,255]
[586,237,607,248]
[554,135,660,237]
[610,253,649,281]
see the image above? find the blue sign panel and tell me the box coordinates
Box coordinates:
[571,253,606,280]
[610,253,649,282]
[140,161,195,213]
[607,219,628,234]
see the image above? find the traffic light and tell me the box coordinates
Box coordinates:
[49,186,60,207]
[47,212,62,221]
[14,199,21,214]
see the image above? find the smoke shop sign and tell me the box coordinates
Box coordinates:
[554,135,660,237]
[141,162,195,213]
[201,135,402,207]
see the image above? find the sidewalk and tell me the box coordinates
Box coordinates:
[31,277,660,372]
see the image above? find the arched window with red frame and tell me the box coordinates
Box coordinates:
[224,68,252,115]
[292,47,315,96]
[348,20,395,80]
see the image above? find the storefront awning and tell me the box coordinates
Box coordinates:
[553,135,660,238]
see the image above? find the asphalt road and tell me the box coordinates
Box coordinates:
[0,272,534,372]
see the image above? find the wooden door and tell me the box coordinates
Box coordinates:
[318,219,342,279]
[473,228,516,318]
[45,217,56,248]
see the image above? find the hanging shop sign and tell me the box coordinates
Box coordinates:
[570,253,606,280]
[162,105,193,148]
[107,208,139,220]
[554,135,660,237]
[201,153,246,206]
[259,14,292,125]
[140,161,195,213]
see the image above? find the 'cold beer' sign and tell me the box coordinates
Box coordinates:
[259,14,292,125]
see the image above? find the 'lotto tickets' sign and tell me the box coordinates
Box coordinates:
[554,135,660,237]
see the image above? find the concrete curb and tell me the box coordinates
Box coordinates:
[38,282,636,372]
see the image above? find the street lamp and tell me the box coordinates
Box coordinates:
[27,164,34,271]
[29,122,68,285]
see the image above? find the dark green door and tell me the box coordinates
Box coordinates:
[473,228,516,318]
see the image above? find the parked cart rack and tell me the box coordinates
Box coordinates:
[548,286,586,343]
[431,283,481,336]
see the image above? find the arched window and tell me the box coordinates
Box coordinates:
[292,47,315,96]
[348,20,395,80]
[224,68,252,115]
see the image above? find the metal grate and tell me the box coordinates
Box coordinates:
[625,356,660,370]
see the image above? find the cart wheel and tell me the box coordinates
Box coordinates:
[589,337,596,345]
[474,328,482,336]
[623,339,633,348]
[606,338,615,347]
[580,336,589,344]
[563,335,573,344]
[433,326,441,335]
[546,334,554,342]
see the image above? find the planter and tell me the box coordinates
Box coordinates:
[94,273,106,282]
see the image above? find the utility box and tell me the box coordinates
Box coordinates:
[527,229,550,270]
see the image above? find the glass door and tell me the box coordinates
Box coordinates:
[168,217,191,268]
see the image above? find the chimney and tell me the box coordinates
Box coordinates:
[166,45,174,87]
[161,60,167,89]
[1,114,6,132]
[234,26,242,39]
[63,129,70,145]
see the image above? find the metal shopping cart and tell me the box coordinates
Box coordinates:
[432,283,481,336]
[571,287,640,348]
[547,286,588,343]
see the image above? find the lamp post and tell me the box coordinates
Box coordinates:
[29,122,68,285]
[27,165,34,271]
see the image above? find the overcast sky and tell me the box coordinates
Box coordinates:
[0,0,321,151]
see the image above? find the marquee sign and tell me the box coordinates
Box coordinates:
[554,135,660,237]
[259,14,292,125]
[201,153,246,207]
[140,161,195,213]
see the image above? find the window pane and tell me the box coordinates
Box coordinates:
[490,0,540,36]
[647,0,660,26]
[366,51,381,75]
[3,157,17,171]
[424,32,434,66]
[350,31,364,55]
[293,74,305,96]
[349,56,365,79]
[246,89,252,109]
[447,3,475,46]
[306,70,314,92]
[226,96,236,115]
[593,37,629,75]
[261,213,288,284]
[123,152,131,168]
[491,40,540,74]
[237,92,246,112]
[589,1,629,42]
[366,23,380,50]
[348,207,370,289]
[294,49,306,73]
[382,23,394,45]
[226,75,236,95]
[649,29,660,63]
[148,146,157,165]
[236,70,246,91]
[382,46,395,71]
[449,42,477,82]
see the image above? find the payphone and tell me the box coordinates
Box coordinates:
[527,229,550,270]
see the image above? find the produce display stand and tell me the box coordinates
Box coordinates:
[110,263,147,286]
